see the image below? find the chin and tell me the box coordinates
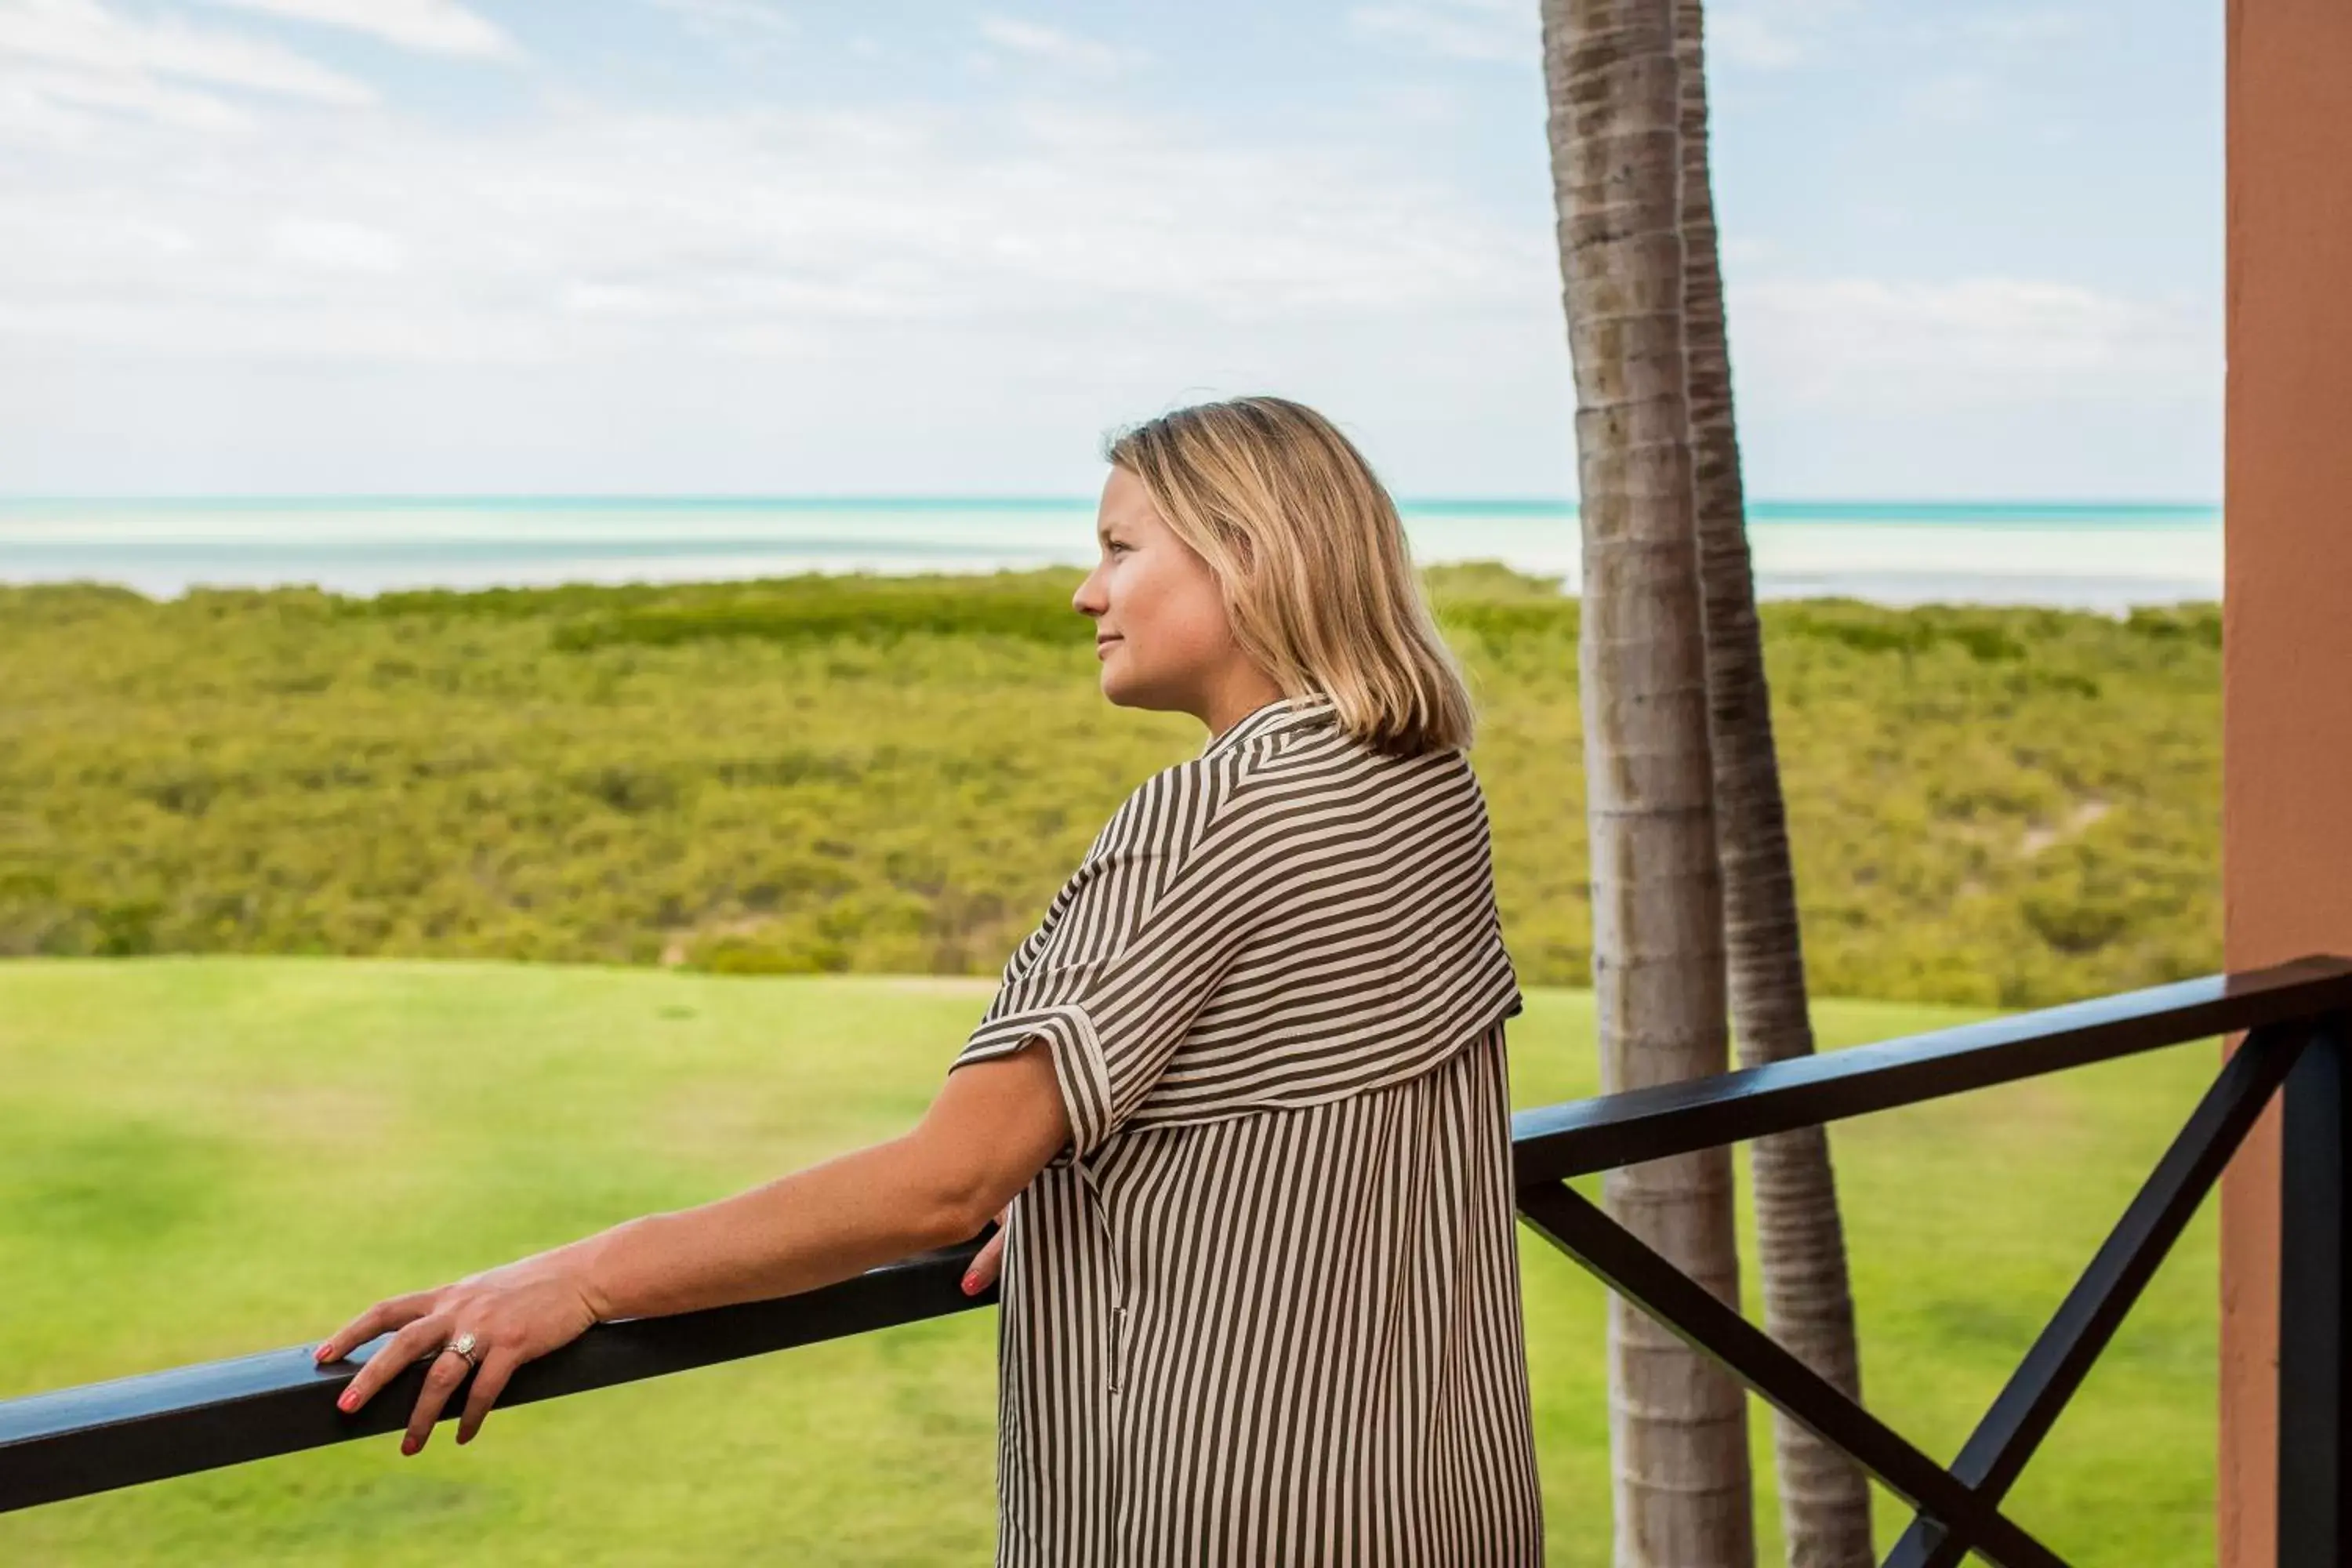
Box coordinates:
[1097,666,1162,713]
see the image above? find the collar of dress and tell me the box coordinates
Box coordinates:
[1199,691,1340,760]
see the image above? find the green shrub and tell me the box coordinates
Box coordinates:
[0,566,2222,1007]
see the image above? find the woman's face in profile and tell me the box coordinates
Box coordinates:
[1077,465,1240,716]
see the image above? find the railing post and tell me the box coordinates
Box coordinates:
[2278,1014,2352,1566]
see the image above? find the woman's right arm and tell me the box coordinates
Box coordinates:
[563,1037,1070,1323]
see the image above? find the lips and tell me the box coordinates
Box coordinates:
[1096,636,1122,652]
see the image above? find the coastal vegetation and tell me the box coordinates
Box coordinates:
[0,565,2220,1010]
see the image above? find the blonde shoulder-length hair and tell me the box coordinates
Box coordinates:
[1102,396,1477,759]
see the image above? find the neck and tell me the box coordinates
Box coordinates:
[1198,672,1287,742]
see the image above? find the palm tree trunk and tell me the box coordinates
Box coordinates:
[1674,4,1874,1563]
[1540,2,1755,1563]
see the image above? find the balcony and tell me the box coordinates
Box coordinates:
[6,956,2345,1566]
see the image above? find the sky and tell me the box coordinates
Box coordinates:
[0,0,2223,500]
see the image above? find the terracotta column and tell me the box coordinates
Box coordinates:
[2220,2,2352,1563]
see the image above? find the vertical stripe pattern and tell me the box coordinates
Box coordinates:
[947,692,1543,1566]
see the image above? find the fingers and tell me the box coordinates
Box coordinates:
[334,1312,445,1417]
[314,1292,431,1367]
[961,1207,1010,1296]
[402,1346,474,1456]
[455,1350,521,1446]
[962,1230,1002,1294]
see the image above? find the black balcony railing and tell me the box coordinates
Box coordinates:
[5,954,2349,1567]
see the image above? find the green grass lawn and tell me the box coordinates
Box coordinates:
[0,958,2224,1564]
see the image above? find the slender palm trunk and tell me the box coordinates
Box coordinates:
[1674,4,1873,1563]
[1540,2,1755,1562]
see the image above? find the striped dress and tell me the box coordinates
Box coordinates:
[946,691,1544,1566]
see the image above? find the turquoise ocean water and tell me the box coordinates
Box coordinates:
[0,498,2221,612]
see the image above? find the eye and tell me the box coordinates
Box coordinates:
[1105,540,1131,556]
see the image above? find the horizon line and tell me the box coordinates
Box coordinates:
[0,493,2227,511]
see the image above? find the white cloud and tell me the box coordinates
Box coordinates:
[1370,82,1467,126]
[1,59,248,133]
[1710,13,1803,69]
[1348,0,1526,64]
[1902,70,1994,125]
[202,0,512,58]
[0,0,374,122]
[0,3,2220,499]
[1706,0,1860,71]
[1730,274,2213,407]
[975,16,1140,75]
[648,0,793,49]
[0,88,1549,369]
[1955,8,2086,47]
[270,216,405,272]
[0,68,1581,493]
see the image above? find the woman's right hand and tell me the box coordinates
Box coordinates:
[960,1206,1009,1296]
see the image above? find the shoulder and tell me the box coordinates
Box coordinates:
[1083,714,1478,869]
[1077,724,1305,877]
[1078,751,1232,873]
[1229,723,1475,818]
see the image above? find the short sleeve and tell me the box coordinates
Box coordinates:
[948,782,1271,1169]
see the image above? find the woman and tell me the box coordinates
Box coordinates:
[313,395,1544,1565]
